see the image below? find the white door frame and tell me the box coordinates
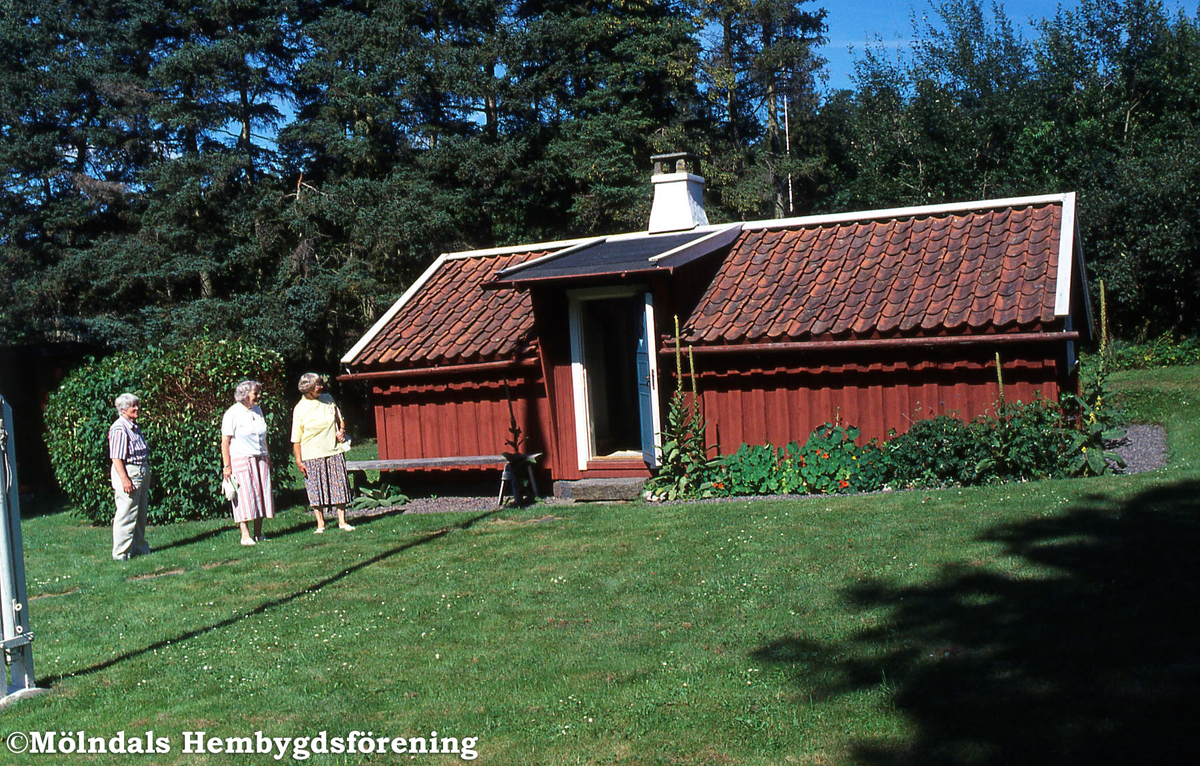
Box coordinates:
[567,286,662,471]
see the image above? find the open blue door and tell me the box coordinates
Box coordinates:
[637,294,661,466]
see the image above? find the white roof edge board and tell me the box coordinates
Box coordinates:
[1054,192,1077,317]
[650,223,745,264]
[340,253,450,365]
[494,236,609,277]
[444,235,598,260]
[611,221,728,241]
[741,192,1073,232]
[448,223,731,259]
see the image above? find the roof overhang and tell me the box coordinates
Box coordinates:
[488,223,742,287]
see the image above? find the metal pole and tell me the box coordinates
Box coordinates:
[2,393,37,698]
[784,95,794,214]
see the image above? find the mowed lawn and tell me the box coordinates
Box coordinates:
[4,366,1199,765]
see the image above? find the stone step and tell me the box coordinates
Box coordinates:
[553,477,647,502]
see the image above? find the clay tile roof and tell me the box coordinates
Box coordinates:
[683,199,1065,344]
[346,196,1075,368]
[346,249,550,369]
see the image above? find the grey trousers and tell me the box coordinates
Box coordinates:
[112,463,151,560]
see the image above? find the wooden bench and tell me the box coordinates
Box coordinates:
[345,454,541,504]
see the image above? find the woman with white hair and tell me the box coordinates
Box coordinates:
[221,379,274,546]
[290,372,354,533]
[108,392,151,560]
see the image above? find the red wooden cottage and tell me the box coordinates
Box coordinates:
[341,155,1092,491]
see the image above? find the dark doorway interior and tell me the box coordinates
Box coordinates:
[581,297,643,457]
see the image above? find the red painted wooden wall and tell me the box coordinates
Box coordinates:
[370,368,554,474]
[690,347,1067,451]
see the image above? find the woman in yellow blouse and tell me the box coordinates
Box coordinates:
[290,373,354,533]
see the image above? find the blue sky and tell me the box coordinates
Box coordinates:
[820,0,1199,90]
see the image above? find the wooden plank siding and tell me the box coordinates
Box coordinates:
[369,369,553,476]
[363,343,1068,482]
[689,347,1065,451]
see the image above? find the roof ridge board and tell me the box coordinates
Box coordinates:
[741,192,1072,232]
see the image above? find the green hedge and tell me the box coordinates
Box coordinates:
[1109,334,1200,370]
[44,339,289,524]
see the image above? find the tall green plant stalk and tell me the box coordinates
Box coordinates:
[995,352,1005,405]
[644,317,715,501]
[1061,280,1127,476]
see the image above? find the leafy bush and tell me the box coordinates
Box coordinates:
[887,401,1074,488]
[885,415,987,488]
[1109,333,1200,371]
[348,483,410,511]
[45,339,288,524]
[973,399,1072,482]
[714,424,889,497]
[719,443,787,495]
[790,424,888,494]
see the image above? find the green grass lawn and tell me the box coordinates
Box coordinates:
[4,367,1199,765]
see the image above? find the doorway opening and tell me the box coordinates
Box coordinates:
[568,287,661,469]
[580,296,644,456]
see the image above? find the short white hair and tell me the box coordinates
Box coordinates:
[114,393,140,414]
[297,372,324,394]
[234,379,262,405]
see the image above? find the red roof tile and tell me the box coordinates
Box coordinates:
[347,199,1071,369]
[682,202,1063,345]
[348,250,549,369]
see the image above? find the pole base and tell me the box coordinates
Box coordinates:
[1,685,49,710]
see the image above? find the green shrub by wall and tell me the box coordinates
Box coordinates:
[885,415,990,488]
[44,339,288,524]
[711,424,890,497]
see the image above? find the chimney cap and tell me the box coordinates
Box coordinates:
[651,152,699,175]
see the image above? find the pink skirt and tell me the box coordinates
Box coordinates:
[231,454,275,523]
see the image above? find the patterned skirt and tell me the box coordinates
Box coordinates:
[303,452,350,507]
[231,454,275,523]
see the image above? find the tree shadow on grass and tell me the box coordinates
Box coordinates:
[40,508,502,688]
[754,479,1200,765]
[151,498,396,552]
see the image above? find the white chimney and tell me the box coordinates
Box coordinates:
[648,153,708,234]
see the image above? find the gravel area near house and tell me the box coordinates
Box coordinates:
[346,493,573,519]
[347,424,1169,518]
[1110,423,1168,475]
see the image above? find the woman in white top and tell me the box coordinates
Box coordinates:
[221,379,275,545]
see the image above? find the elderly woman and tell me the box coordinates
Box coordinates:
[290,373,354,533]
[221,379,274,546]
[109,393,152,561]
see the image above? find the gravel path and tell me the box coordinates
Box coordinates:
[348,424,1169,517]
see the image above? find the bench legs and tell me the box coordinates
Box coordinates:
[498,463,539,506]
